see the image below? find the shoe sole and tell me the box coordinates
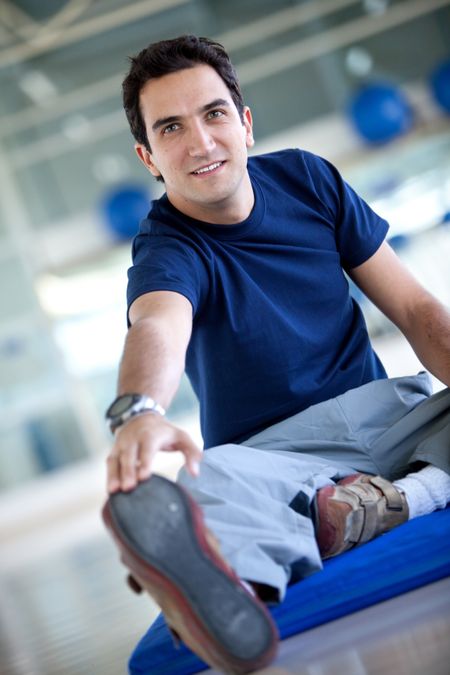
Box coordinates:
[315,485,349,559]
[103,475,278,673]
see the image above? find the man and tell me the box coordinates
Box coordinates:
[103,35,450,673]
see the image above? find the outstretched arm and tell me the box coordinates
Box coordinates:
[349,241,450,386]
[106,290,202,493]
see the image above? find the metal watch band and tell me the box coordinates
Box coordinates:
[110,408,160,433]
[108,394,166,433]
[137,396,166,417]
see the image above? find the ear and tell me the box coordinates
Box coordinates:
[243,106,254,148]
[135,143,162,179]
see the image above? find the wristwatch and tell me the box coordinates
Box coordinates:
[105,393,166,433]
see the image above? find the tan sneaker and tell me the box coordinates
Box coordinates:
[315,473,409,559]
[103,474,278,673]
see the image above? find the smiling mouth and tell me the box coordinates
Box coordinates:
[191,161,225,175]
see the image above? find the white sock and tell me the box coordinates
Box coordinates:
[394,465,450,519]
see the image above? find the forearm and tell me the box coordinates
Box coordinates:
[118,316,186,410]
[403,296,450,387]
[350,244,450,387]
[107,311,199,493]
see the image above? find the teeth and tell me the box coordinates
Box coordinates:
[193,161,222,174]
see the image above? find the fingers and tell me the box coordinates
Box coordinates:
[106,438,140,493]
[106,416,202,493]
[136,438,160,481]
[106,417,146,493]
[118,440,142,492]
[106,454,121,494]
[174,429,203,477]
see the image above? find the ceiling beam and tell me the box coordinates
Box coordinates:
[0,0,190,69]
[238,0,450,86]
[2,0,449,154]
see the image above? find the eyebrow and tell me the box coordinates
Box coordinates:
[151,98,230,132]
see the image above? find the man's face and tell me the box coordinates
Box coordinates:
[135,64,254,223]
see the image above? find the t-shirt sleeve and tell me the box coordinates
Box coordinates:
[126,226,208,322]
[301,151,389,269]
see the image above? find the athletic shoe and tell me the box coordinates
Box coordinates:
[102,474,279,673]
[315,473,409,559]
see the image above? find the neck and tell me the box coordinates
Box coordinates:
[169,172,254,225]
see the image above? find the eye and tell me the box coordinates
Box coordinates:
[163,123,180,135]
[207,110,225,120]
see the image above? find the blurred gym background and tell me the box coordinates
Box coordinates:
[0,1,449,673]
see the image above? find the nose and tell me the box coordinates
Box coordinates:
[187,120,215,157]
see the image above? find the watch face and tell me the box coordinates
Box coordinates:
[109,394,136,416]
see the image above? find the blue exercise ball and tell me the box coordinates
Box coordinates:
[440,211,450,226]
[101,184,150,240]
[348,82,414,144]
[430,59,450,113]
[388,234,410,253]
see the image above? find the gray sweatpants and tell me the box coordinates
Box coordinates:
[177,373,450,600]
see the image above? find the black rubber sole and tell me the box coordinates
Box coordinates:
[107,475,276,662]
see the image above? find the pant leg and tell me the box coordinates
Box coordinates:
[245,372,450,480]
[178,373,449,600]
[177,444,355,601]
[327,373,450,479]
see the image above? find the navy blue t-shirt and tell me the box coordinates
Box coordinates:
[127,149,388,448]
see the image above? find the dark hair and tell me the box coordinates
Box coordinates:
[122,35,244,152]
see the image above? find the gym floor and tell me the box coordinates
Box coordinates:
[204,577,450,674]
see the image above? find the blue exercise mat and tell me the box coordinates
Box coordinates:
[129,507,450,674]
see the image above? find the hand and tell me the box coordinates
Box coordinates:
[106,413,202,493]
